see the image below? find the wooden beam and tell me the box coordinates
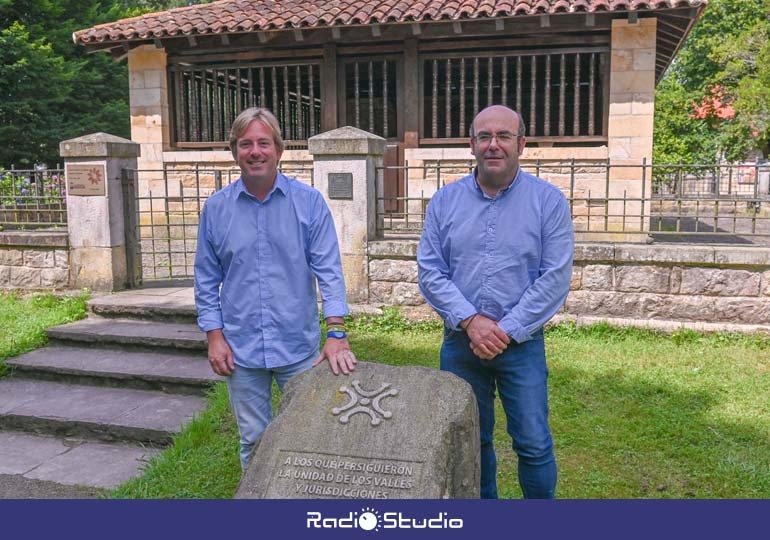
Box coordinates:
[585,14,595,27]
[372,24,381,37]
[321,43,337,132]
[540,15,550,28]
[220,34,230,45]
[628,11,638,24]
[154,39,163,49]
[453,22,462,34]
[257,32,268,43]
[331,27,341,40]
[411,23,421,36]
[293,29,304,42]
[495,19,505,31]
[657,34,681,48]
[656,18,688,34]
[187,35,197,47]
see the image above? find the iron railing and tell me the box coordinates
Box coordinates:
[375,160,770,242]
[123,164,313,284]
[0,167,67,229]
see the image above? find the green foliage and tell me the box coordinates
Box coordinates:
[0,292,88,376]
[654,0,770,161]
[0,0,131,168]
[653,78,720,164]
[344,306,443,334]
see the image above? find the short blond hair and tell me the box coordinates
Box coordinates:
[228,107,285,158]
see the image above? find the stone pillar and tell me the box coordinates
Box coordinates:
[127,45,170,199]
[308,127,386,303]
[60,133,140,291]
[607,18,657,237]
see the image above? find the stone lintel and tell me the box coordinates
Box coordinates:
[308,127,386,156]
[60,133,140,159]
[0,231,68,248]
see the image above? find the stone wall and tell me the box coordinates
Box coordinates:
[0,231,70,290]
[368,239,770,330]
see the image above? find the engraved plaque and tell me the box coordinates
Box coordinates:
[66,164,106,196]
[328,172,353,199]
[269,450,422,499]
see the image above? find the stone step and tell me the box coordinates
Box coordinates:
[88,288,197,323]
[46,318,207,352]
[0,379,207,445]
[86,287,385,323]
[6,345,222,395]
[0,430,161,495]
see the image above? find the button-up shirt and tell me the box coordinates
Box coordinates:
[194,173,349,368]
[417,168,574,344]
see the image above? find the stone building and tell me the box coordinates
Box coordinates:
[74,0,706,219]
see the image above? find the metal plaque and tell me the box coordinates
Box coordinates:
[328,172,353,200]
[66,164,106,196]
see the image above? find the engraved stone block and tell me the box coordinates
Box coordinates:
[235,361,479,499]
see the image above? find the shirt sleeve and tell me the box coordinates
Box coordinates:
[497,190,574,343]
[308,192,349,318]
[417,190,478,330]
[193,202,224,332]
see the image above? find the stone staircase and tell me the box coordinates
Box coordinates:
[0,288,220,498]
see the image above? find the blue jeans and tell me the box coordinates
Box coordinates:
[227,352,316,469]
[440,328,556,499]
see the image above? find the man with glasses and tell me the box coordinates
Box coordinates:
[417,105,573,498]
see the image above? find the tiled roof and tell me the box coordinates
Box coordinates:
[74,0,706,45]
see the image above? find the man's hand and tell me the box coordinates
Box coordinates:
[463,314,511,361]
[206,329,235,376]
[313,337,357,375]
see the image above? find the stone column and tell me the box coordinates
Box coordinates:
[308,127,386,303]
[60,133,140,291]
[607,18,657,237]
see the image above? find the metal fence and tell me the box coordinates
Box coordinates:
[0,167,67,229]
[375,159,770,242]
[122,164,313,284]
[121,159,770,285]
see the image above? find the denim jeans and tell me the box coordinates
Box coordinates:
[440,327,556,499]
[227,352,316,470]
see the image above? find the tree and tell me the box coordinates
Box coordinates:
[0,22,72,167]
[0,0,131,167]
[654,0,769,162]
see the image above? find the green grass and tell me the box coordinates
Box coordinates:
[111,311,770,499]
[0,292,88,377]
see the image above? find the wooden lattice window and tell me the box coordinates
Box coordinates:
[422,49,608,141]
[343,59,399,139]
[170,61,321,146]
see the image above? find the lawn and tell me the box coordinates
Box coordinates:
[113,311,770,499]
[0,292,88,378]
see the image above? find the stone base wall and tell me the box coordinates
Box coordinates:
[368,239,770,329]
[0,231,70,289]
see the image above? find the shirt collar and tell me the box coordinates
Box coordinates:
[472,166,521,199]
[235,171,289,201]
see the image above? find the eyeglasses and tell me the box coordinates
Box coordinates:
[472,132,519,146]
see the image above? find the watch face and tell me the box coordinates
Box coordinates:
[358,511,378,531]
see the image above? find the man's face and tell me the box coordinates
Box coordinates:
[470,107,526,189]
[235,119,282,184]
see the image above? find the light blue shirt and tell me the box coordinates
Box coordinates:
[194,173,349,368]
[417,168,574,344]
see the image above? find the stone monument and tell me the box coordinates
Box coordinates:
[235,361,479,499]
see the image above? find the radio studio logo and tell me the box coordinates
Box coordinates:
[306,506,463,531]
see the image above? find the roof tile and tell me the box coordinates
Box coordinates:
[73,0,707,45]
